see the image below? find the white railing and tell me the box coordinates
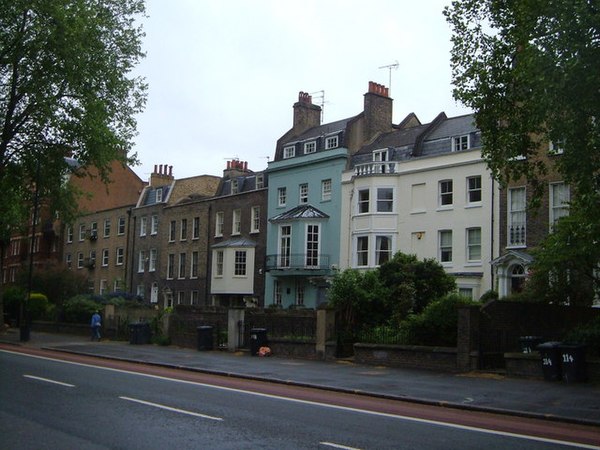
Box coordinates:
[354,162,397,176]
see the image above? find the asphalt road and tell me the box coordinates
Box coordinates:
[1,349,598,450]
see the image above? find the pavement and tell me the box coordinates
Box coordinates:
[1,329,599,427]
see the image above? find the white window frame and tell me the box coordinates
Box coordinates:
[439,230,453,264]
[79,224,86,242]
[231,178,238,194]
[356,236,369,267]
[439,180,453,207]
[375,235,392,266]
[116,247,124,266]
[99,279,107,295]
[77,252,84,269]
[325,135,338,149]
[232,209,241,235]
[149,248,157,272]
[151,215,158,235]
[140,217,147,237]
[278,225,291,268]
[155,187,163,203]
[466,227,482,263]
[278,187,287,207]
[103,219,111,238]
[234,250,247,276]
[299,183,309,204]
[304,141,316,154]
[251,206,260,233]
[138,250,146,273]
[283,146,295,158]
[321,179,332,202]
[550,182,570,228]
[255,174,264,189]
[192,216,200,239]
[376,187,394,213]
[215,250,224,277]
[169,220,176,242]
[452,135,470,151]
[101,248,109,267]
[305,223,320,268]
[118,216,126,235]
[358,189,370,214]
[466,176,482,205]
[508,187,526,247]
[66,226,73,243]
[180,218,187,241]
[215,212,224,237]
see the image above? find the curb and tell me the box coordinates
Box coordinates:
[39,345,600,428]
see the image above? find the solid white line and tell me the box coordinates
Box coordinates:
[4,349,598,449]
[320,442,362,450]
[119,396,223,421]
[23,374,75,387]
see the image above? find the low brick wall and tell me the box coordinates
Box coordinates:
[505,352,600,383]
[354,343,458,371]
[269,339,318,359]
[31,321,89,336]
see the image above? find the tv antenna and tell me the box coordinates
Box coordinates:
[378,61,399,95]
[310,90,326,122]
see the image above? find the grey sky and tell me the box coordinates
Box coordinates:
[132,0,470,181]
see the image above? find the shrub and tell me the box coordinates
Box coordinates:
[2,286,25,321]
[62,295,103,323]
[398,294,477,346]
[28,293,50,321]
[563,316,600,356]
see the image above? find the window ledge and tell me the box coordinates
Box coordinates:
[465,203,482,209]
[436,207,454,212]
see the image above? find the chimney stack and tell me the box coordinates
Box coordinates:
[363,81,393,142]
[292,91,321,134]
[223,159,251,179]
[150,163,175,187]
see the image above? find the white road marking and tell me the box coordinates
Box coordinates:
[4,349,599,450]
[23,374,75,387]
[320,442,363,450]
[119,396,223,421]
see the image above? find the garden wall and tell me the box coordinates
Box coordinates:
[353,343,458,371]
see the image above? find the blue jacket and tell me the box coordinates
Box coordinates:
[91,313,101,327]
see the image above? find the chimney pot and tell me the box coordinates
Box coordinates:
[154,164,157,174]
[169,166,173,176]
[159,164,163,174]
[227,160,231,169]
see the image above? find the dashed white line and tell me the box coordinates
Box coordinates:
[119,396,223,421]
[320,442,362,450]
[23,374,75,387]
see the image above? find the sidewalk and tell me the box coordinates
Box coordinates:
[2,329,599,427]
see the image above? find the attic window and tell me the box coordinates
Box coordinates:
[452,135,470,151]
[304,141,316,154]
[325,136,339,149]
[283,146,295,158]
[231,179,238,194]
[255,174,264,189]
[155,188,163,202]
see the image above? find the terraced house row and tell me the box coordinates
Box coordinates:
[3,82,569,309]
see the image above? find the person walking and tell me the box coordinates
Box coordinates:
[91,310,102,341]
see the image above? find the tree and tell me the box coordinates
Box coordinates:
[378,252,456,319]
[0,0,147,321]
[445,1,600,303]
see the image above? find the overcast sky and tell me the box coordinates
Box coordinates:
[131,0,471,181]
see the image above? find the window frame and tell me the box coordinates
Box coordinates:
[140,217,147,237]
[191,251,199,278]
[466,227,482,263]
[251,206,260,233]
[103,219,111,238]
[439,230,453,264]
[299,183,309,204]
[232,209,241,235]
[356,236,369,267]
[452,135,470,151]
[169,220,176,242]
[215,250,224,277]
[138,250,146,273]
[466,176,482,205]
[325,135,338,149]
[321,179,332,202]
[376,187,394,213]
[439,180,453,207]
[215,211,224,237]
[304,141,316,154]
[358,189,370,214]
[192,216,200,239]
[283,145,295,158]
[277,187,287,207]
[118,216,126,235]
[508,187,526,247]
[234,250,247,276]
[151,215,158,235]
[149,248,157,272]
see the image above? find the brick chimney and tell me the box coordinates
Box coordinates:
[292,91,321,134]
[150,163,174,187]
[363,81,393,141]
[223,159,251,179]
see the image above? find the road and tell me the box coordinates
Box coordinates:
[1,347,599,449]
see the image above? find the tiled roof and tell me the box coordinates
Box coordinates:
[212,237,257,248]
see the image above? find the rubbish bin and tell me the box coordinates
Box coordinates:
[249,327,268,356]
[537,341,562,381]
[130,322,151,345]
[197,325,214,351]
[558,344,587,383]
[518,336,544,354]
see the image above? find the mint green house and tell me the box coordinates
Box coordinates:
[265,83,394,308]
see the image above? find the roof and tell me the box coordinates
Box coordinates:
[269,204,329,223]
[212,237,257,249]
[285,118,354,145]
[491,250,534,267]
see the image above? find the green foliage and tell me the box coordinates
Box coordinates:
[378,252,456,319]
[563,316,600,356]
[327,268,386,334]
[27,265,89,306]
[444,1,600,301]
[398,294,478,347]
[479,290,499,303]
[62,295,102,323]
[0,0,147,232]
[2,286,25,321]
[27,292,50,321]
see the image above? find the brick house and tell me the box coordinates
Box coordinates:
[209,160,268,307]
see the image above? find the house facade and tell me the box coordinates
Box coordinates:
[341,113,500,300]
[209,160,268,307]
[265,83,394,308]
[492,142,569,297]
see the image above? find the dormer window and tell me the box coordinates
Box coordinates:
[283,146,295,159]
[231,179,239,194]
[452,135,470,151]
[304,141,316,154]
[325,136,339,149]
[373,149,388,162]
[255,174,264,189]
[155,188,163,203]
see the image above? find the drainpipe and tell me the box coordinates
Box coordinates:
[490,176,495,292]
[204,204,212,305]
[128,211,136,296]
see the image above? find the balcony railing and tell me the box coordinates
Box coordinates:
[265,253,330,271]
[354,162,397,176]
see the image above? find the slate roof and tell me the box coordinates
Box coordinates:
[284,118,354,145]
[212,237,257,249]
[269,204,330,223]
